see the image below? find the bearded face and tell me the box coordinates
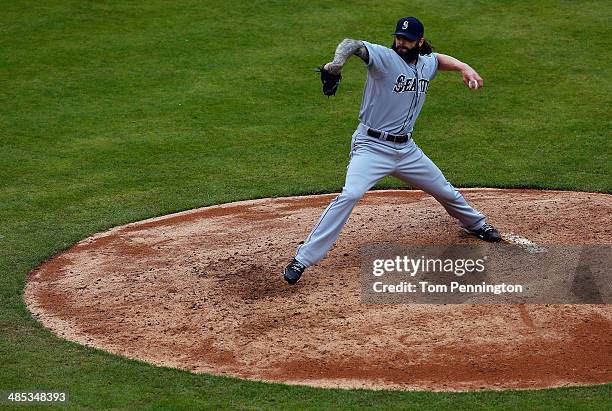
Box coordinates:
[391,38,421,63]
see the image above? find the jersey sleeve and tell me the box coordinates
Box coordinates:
[362,41,393,76]
[424,52,439,81]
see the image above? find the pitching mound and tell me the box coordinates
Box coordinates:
[25,189,612,391]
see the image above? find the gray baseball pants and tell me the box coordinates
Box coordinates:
[295,124,486,267]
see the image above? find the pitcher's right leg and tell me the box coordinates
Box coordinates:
[392,144,501,242]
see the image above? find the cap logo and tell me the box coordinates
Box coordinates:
[402,21,410,29]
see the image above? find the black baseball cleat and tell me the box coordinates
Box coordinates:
[283,258,307,285]
[464,223,502,242]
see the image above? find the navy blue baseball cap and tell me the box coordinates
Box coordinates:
[393,17,424,40]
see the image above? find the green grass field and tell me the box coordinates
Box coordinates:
[1,0,610,409]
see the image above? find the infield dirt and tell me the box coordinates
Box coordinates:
[25,189,612,391]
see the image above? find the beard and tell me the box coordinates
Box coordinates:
[391,42,420,64]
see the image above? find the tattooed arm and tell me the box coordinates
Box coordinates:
[323,39,369,75]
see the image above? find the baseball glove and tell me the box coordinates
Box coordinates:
[316,66,342,97]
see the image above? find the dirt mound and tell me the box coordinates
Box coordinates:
[25,189,612,391]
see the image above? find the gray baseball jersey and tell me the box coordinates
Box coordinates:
[359,42,438,135]
[294,42,486,267]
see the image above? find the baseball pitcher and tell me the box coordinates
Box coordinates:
[284,16,501,285]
